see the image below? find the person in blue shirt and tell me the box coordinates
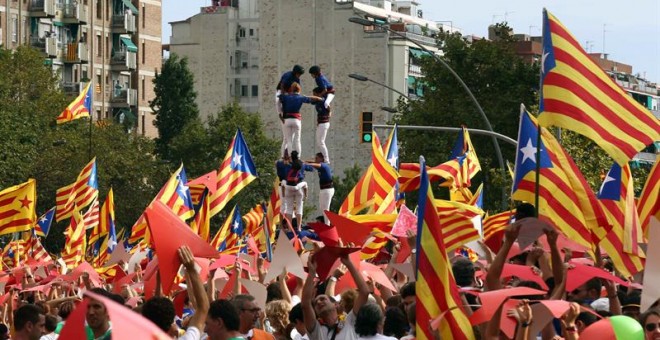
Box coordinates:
[276,65,305,157]
[309,65,334,108]
[279,83,323,157]
[283,151,314,231]
[312,87,332,164]
[305,152,334,224]
[275,150,291,219]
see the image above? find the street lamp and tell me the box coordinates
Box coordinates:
[348,73,409,99]
[349,16,508,207]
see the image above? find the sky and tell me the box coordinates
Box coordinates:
[161,0,660,82]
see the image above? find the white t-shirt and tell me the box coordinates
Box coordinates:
[358,335,397,340]
[178,326,202,340]
[309,312,357,340]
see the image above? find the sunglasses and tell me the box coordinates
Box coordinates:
[645,323,660,332]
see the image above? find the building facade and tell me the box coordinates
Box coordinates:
[0,0,160,137]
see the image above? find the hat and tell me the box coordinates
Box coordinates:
[293,65,305,74]
[309,65,320,75]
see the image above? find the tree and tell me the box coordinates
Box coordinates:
[330,164,362,213]
[150,54,199,160]
[395,23,539,210]
[0,46,170,251]
[169,103,279,227]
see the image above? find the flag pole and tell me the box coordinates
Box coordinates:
[88,80,93,160]
[534,9,548,218]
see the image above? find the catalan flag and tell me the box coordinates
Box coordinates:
[190,189,211,242]
[56,82,92,124]
[35,207,55,238]
[83,198,100,231]
[262,179,281,250]
[371,131,398,212]
[596,163,645,278]
[482,210,515,241]
[0,179,37,236]
[512,109,603,251]
[209,129,258,217]
[3,240,26,268]
[338,165,375,215]
[416,156,475,340]
[243,204,264,235]
[24,229,51,263]
[398,159,465,193]
[435,198,482,252]
[128,164,195,245]
[210,205,241,251]
[55,158,98,222]
[450,126,481,181]
[61,207,87,269]
[539,10,660,165]
[638,156,659,237]
[90,189,115,247]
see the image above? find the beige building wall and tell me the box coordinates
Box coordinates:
[0,0,160,138]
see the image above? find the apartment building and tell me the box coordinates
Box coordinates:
[0,0,161,137]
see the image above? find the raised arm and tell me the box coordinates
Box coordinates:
[301,255,318,333]
[179,245,210,332]
[486,224,520,291]
[341,255,370,315]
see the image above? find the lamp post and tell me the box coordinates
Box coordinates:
[349,16,508,208]
[348,73,409,99]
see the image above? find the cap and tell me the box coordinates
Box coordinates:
[309,65,321,75]
[293,65,305,75]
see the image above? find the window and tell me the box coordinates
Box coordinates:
[249,28,254,36]
[96,74,101,87]
[141,113,145,135]
[141,78,145,99]
[241,61,247,69]
[142,8,145,28]
[105,36,109,57]
[96,35,101,56]
[96,0,101,19]
[239,28,245,38]
[251,85,258,97]
[106,0,110,21]
[229,55,232,66]
[11,16,17,43]
[97,110,101,120]
[241,85,248,97]
[141,42,145,64]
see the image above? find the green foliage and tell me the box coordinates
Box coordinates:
[151,54,199,160]
[0,45,170,251]
[395,23,539,211]
[330,164,363,212]
[169,102,279,222]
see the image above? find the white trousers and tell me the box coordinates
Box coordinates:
[316,122,330,164]
[283,118,302,156]
[319,188,335,223]
[284,184,305,215]
[324,93,335,108]
[279,184,288,216]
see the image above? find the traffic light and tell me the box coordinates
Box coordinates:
[360,112,373,143]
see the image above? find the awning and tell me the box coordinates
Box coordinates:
[409,47,432,59]
[122,0,139,14]
[53,21,65,27]
[120,37,138,52]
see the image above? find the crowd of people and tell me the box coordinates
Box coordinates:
[0,201,658,340]
[0,65,657,340]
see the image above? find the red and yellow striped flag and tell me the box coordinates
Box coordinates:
[435,199,482,252]
[55,158,98,222]
[416,157,475,340]
[261,179,281,251]
[190,189,211,242]
[208,130,258,217]
[371,132,398,212]
[482,210,515,240]
[0,179,37,236]
[243,204,264,235]
[638,156,659,238]
[338,165,375,215]
[62,207,87,269]
[398,159,464,193]
[56,82,92,124]
[539,10,660,165]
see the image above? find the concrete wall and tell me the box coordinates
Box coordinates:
[259,0,391,213]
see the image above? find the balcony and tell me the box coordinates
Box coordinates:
[110,87,137,107]
[30,36,57,57]
[111,13,136,34]
[62,82,82,96]
[30,0,56,17]
[61,3,88,24]
[110,49,137,71]
[63,43,88,63]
